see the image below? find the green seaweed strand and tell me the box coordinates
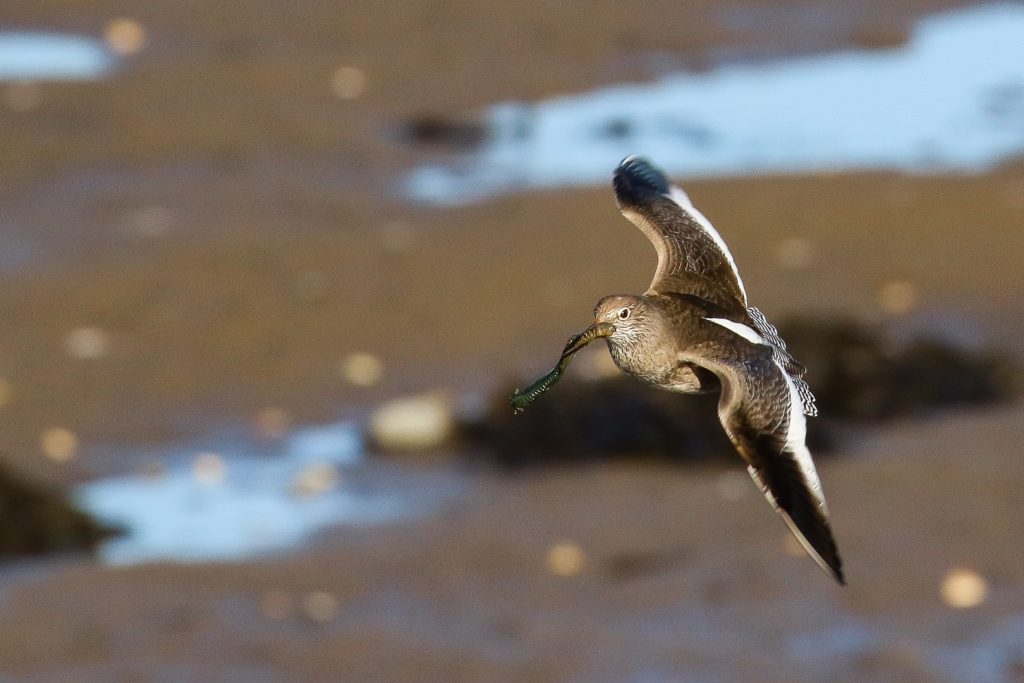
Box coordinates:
[510,322,614,414]
[510,353,574,414]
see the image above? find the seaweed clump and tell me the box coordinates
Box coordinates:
[0,459,122,559]
[781,319,1019,420]
[460,318,1020,470]
[400,114,488,150]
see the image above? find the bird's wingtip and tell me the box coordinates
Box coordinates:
[614,156,671,199]
[783,511,846,586]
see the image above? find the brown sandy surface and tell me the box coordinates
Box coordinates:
[2,164,1022,483]
[0,405,1022,682]
[0,0,1023,680]
[0,0,1018,482]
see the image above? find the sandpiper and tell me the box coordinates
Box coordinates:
[513,156,844,585]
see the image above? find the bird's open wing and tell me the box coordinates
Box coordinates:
[613,156,748,316]
[746,307,818,417]
[698,317,843,584]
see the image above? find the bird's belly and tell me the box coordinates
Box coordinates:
[611,347,712,394]
[662,363,714,394]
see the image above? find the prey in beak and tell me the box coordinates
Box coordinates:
[510,322,615,414]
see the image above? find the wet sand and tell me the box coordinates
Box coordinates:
[1,0,1023,680]
[1,405,1022,681]
[1,0,1020,482]
[2,165,1022,484]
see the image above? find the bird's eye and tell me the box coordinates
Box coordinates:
[618,307,631,320]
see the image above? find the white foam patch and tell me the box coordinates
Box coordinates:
[0,33,113,80]
[408,4,1024,203]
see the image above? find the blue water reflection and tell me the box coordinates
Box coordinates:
[75,421,462,564]
[0,32,111,80]
[409,4,1024,203]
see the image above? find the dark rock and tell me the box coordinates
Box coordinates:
[400,115,488,150]
[463,378,752,470]
[601,118,633,140]
[780,318,1020,420]
[459,318,1020,470]
[0,459,122,560]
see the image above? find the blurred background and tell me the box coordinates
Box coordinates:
[1,1,1023,681]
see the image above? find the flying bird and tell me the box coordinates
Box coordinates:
[513,156,844,584]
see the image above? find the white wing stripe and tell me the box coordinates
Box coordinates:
[778,359,827,510]
[705,317,764,344]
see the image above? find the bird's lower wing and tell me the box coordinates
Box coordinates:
[743,442,844,585]
[699,325,844,584]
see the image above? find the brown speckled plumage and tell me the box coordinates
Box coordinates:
[588,156,844,584]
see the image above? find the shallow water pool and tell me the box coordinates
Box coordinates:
[0,32,112,80]
[409,4,1024,203]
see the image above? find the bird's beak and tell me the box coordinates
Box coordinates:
[561,321,615,358]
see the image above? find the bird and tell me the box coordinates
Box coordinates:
[555,156,844,584]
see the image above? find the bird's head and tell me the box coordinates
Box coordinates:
[593,294,649,346]
[554,295,649,359]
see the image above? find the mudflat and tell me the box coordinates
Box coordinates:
[0,0,1022,680]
